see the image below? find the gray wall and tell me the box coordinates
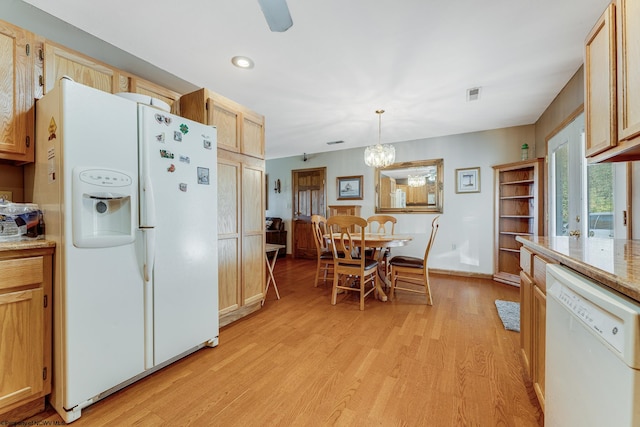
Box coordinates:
[267,125,535,276]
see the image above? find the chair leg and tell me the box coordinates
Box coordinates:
[314,259,321,287]
[424,271,433,306]
[331,273,340,305]
[389,268,396,300]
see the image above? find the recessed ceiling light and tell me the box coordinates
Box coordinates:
[231,56,254,69]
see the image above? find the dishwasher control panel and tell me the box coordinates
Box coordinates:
[554,283,625,354]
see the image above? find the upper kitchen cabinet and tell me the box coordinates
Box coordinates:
[0,21,38,164]
[586,0,640,162]
[180,88,265,159]
[123,73,182,114]
[43,42,124,94]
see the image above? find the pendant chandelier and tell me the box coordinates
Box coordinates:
[364,109,395,168]
[408,174,426,187]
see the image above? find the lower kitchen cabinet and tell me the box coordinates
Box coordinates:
[0,242,54,422]
[519,246,554,411]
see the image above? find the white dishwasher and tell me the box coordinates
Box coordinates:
[546,264,640,426]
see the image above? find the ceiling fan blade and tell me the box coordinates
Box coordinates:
[257,0,293,32]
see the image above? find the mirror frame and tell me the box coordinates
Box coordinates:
[375,159,444,214]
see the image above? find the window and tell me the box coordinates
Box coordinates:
[548,111,623,239]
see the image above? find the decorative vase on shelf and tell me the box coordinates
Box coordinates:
[521,143,529,161]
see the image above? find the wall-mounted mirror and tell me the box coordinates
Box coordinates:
[375,159,444,213]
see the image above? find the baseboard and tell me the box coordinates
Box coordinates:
[430,268,493,280]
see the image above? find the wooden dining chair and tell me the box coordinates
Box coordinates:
[326,215,379,310]
[366,215,397,278]
[311,214,333,287]
[389,215,440,305]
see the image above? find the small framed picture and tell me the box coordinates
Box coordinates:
[455,167,480,193]
[337,175,363,200]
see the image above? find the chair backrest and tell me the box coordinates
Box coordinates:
[326,215,368,270]
[423,216,440,266]
[311,214,329,253]
[367,215,396,235]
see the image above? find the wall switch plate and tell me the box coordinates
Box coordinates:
[0,190,13,201]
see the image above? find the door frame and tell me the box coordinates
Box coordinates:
[291,167,327,258]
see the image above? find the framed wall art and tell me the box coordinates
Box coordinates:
[455,167,480,193]
[337,175,363,200]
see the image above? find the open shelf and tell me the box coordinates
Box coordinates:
[493,159,544,286]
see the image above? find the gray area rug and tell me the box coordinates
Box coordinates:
[495,300,520,332]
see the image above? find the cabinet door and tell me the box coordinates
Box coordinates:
[519,271,533,378]
[217,157,241,316]
[207,98,240,152]
[0,22,34,162]
[242,111,265,159]
[242,164,265,305]
[129,77,181,114]
[617,0,640,141]
[585,4,617,157]
[44,42,120,94]
[533,285,546,411]
[0,288,44,409]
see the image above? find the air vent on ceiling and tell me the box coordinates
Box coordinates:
[467,87,481,102]
[326,140,344,145]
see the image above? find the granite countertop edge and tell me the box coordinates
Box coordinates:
[0,240,56,252]
[517,236,640,303]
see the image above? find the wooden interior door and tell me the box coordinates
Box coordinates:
[292,167,326,258]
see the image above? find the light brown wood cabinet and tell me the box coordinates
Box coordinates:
[43,42,181,112]
[328,205,361,218]
[180,88,265,159]
[180,88,266,326]
[0,243,54,422]
[519,247,554,412]
[0,21,38,164]
[586,0,640,162]
[492,159,544,286]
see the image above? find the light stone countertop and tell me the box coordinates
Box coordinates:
[0,239,56,252]
[517,236,640,302]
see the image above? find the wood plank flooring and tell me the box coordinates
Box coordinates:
[25,258,543,426]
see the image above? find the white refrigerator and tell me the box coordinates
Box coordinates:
[31,78,218,423]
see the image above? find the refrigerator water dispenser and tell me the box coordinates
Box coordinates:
[72,167,136,248]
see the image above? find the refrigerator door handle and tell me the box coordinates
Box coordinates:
[140,131,157,227]
[143,228,156,283]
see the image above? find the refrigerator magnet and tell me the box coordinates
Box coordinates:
[179,155,190,164]
[179,123,189,134]
[167,164,176,173]
[48,117,57,140]
[156,133,165,143]
[160,149,174,159]
[179,183,187,192]
[173,131,182,142]
[203,139,212,150]
[197,167,210,185]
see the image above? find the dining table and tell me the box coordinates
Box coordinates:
[326,233,413,302]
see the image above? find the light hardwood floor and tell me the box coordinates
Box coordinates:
[26,258,543,426]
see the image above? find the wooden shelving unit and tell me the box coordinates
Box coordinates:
[492,159,544,286]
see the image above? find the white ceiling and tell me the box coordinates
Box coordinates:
[21,0,610,160]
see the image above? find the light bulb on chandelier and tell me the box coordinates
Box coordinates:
[364,109,395,168]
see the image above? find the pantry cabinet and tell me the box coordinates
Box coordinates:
[216,150,265,327]
[0,21,38,164]
[586,0,640,162]
[181,88,266,326]
[0,242,54,422]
